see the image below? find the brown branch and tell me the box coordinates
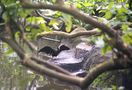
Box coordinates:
[20,1,116,37]
[18,20,38,51]
[0,22,81,86]
[23,37,38,51]
[55,0,64,5]
[0,23,25,59]
[23,56,83,86]
[31,56,72,75]
[25,56,132,89]
[20,0,132,60]
[37,29,99,39]
[0,21,73,77]
[0,31,83,86]
[1,34,74,78]
[81,58,132,89]
[1,1,132,89]
[1,32,132,88]
[1,33,71,76]
[81,60,116,88]
[1,37,25,59]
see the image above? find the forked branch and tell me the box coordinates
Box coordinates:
[20,0,132,60]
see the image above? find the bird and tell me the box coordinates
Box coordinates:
[38,45,70,57]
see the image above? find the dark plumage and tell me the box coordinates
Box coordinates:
[38,45,70,56]
[58,45,70,51]
[38,46,57,56]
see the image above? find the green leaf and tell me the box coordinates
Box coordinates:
[26,16,46,24]
[39,23,52,31]
[122,32,132,45]
[83,2,94,7]
[15,31,20,38]
[121,23,129,31]
[117,7,128,15]
[18,9,33,18]
[48,19,59,26]
[76,3,82,8]
[104,11,113,19]
[62,13,72,32]
[107,2,114,9]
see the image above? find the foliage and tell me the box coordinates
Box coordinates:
[0,0,132,89]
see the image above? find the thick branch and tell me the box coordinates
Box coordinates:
[23,56,83,86]
[20,1,132,60]
[18,20,38,51]
[37,29,99,38]
[31,56,72,75]
[1,37,25,59]
[0,23,25,59]
[1,34,132,88]
[20,1,117,37]
[81,60,116,88]
[1,34,71,76]
[1,1,132,89]
[1,33,83,86]
[81,59,132,89]
[23,37,38,51]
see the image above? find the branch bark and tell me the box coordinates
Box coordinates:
[31,56,72,75]
[81,60,119,88]
[0,1,132,89]
[20,0,132,60]
[18,19,38,51]
[0,23,25,59]
[1,32,132,88]
[37,29,99,39]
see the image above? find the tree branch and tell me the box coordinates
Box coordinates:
[20,0,132,60]
[31,56,72,75]
[81,58,132,89]
[0,31,83,86]
[18,19,38,51]
[20,0,116,37]
[37,29,99,39]
[0,21,74,79]
[1,32,132,88]
[1,1,132,89]
[0,23,25,59]
[23,56,83,86]
[81,60,117,88]
[23,37,38,51]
